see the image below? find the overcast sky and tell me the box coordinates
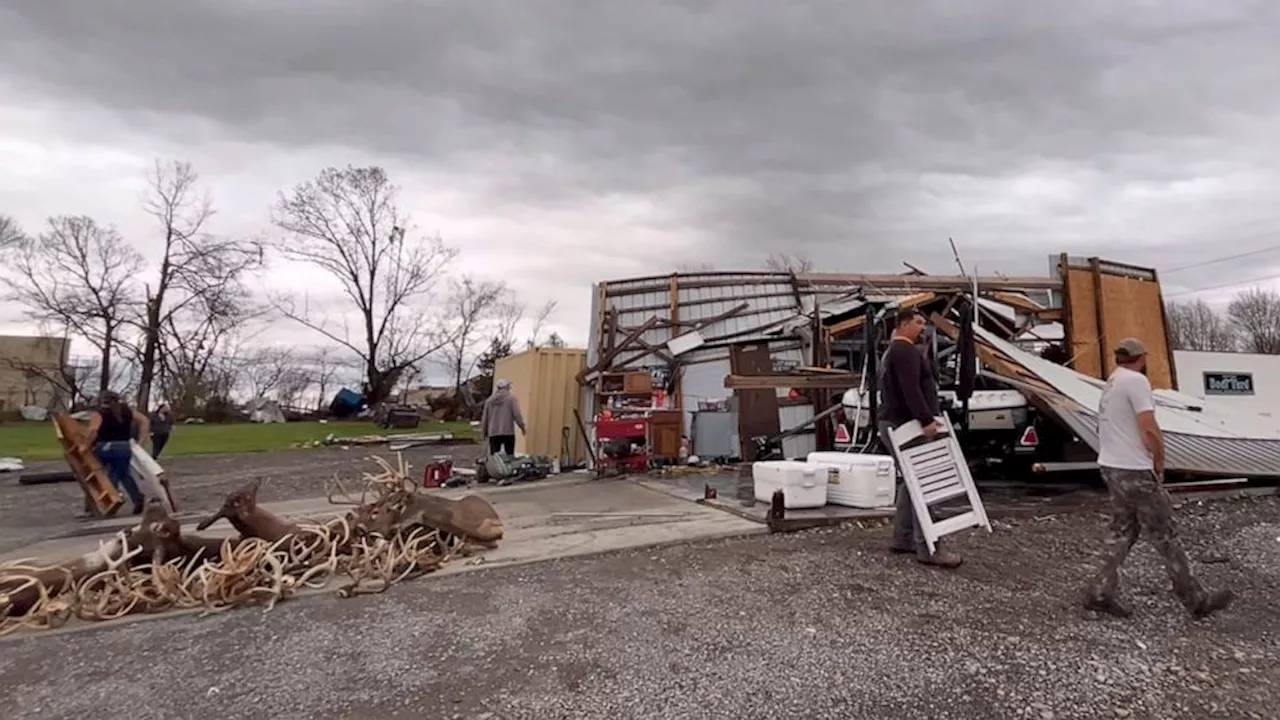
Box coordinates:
[3,0,1280,359]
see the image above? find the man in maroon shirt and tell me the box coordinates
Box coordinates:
[877,308,962,569]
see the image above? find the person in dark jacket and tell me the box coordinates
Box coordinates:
[877,308,962,569]
[80,391,150,514]
[149,403,174,459]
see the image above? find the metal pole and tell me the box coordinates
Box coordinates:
[864,302,878,432]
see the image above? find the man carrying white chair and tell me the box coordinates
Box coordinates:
[876,308,963,570]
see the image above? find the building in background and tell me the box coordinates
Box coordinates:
[0,334,72,413]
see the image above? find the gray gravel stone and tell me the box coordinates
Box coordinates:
[2,493,1278,719]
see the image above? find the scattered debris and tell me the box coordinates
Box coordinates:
[291,431,458,449]
[0,455,503,636]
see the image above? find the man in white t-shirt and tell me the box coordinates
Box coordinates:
[1084,338,1232,619]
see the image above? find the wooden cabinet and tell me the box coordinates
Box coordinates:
[623,371,653,395]
[650,410,683,459]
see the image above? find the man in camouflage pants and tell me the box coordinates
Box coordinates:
[1084,338,1232,619]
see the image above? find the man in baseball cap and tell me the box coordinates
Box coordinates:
[1083,337,1232,619]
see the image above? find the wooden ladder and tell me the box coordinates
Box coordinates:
[51,412,124,517]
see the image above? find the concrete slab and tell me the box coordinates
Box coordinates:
[0,475,763,637]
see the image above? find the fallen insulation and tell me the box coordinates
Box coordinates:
[0,455,490,637]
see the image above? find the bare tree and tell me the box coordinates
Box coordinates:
[1227,288,1280,354]
[134,160,263,411]
[236,347,301,401]
[3,216,143,392]
[525,300,558,349]
[303,346,344,411]
[764,252,814,274]
[0,214,24,249]
[1165,299,1237,351]
[156,291,252,417]
[436,275,509,390]
[269,166,457,406]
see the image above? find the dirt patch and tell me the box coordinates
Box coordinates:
[0,445,483,554]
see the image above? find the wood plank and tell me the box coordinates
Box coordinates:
[725,374,860,390]
[1063,266,1101,378]
[730,343,781,462]
[1090,257,1110,379]
[578,315,661,383]
[798,273,1062,291]
[827,292,936,335]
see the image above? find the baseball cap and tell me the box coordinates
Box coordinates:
[1115,337,1146,358]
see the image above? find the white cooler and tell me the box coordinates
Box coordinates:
[752,460,828,508]
[806,452,896,508]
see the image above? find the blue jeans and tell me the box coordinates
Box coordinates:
[95,441,144,507]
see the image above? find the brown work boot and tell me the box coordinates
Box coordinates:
[1084,594,1133,619]
[1191,589,1234,620]
[917,551,963,569]
[889,542,915,555]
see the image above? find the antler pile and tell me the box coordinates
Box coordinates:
[0,455,489,637]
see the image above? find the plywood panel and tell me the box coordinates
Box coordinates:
[1099,273,1174,389]
[730,342,780,461]
[1063,267,1101,377]
[1059,257,1175,391]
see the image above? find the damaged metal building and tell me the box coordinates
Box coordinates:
[581,255,1280,480]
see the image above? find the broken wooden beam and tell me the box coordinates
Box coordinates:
[725,373,860,390]
[798,273,1061,291]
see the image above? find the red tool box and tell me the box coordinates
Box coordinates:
[593,416,653,476]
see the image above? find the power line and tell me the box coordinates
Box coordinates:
[1163,243,1280,274]
[1165,271,1280,299]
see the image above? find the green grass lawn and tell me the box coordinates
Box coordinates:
[0,420,479,462]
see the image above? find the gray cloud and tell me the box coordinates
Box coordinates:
[4,0,1280,302]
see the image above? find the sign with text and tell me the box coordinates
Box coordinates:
[1203,372,1255,396]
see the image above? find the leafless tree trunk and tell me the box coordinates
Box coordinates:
[525,300,558,349]
[135,160,263,412]
[2,216,143,393]
[156,292,251,418]
[1165,299,1237,351]
[1227,288,1280,354]
[269,166,457,407]
[764,252,814,274]
[437,275,509,391]
[305,347,343,411]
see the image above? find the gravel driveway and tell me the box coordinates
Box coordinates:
[0,444,483,554]
[3,494,1277,720]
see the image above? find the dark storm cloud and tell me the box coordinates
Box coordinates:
[4,1,1280,284]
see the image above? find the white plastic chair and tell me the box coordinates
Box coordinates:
[888,414,991,555]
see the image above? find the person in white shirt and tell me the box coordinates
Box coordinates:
[1084,338,1232,619]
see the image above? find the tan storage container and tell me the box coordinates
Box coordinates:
[492,348,588,463]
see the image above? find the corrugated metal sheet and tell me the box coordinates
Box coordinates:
[493,348,589,464]
[779,404,817,459]
[976,327,1280,479]
[596,272,802,368]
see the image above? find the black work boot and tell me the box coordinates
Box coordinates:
[1084,593,1133,619]
[1191,589,1234,620]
